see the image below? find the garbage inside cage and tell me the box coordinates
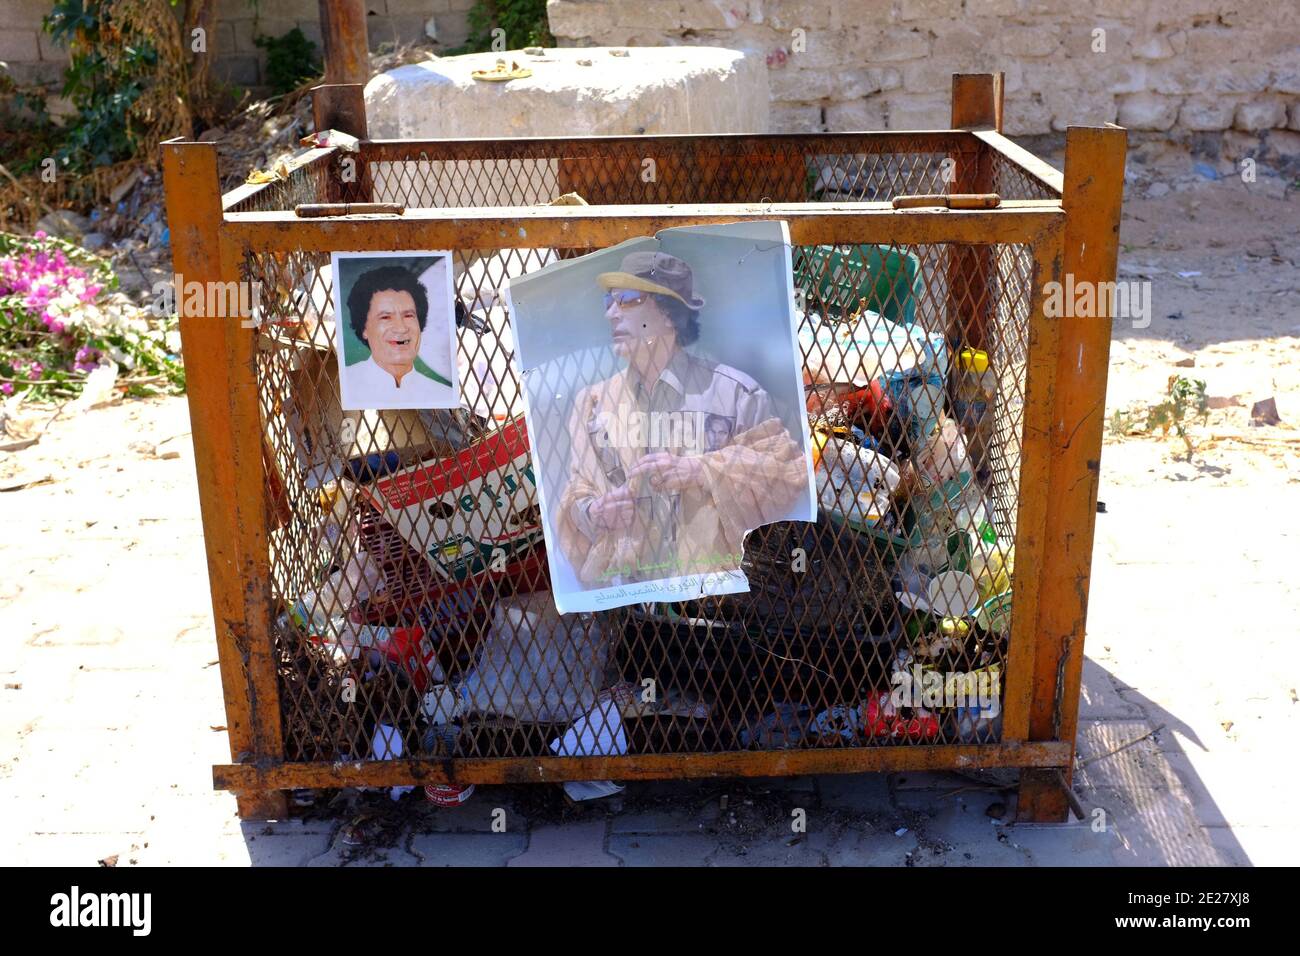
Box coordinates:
[258,233,1023,799]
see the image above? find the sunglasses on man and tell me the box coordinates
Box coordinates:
[604,289,652,309]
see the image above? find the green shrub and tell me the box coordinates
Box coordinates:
[254,27,322,96]
[453,0,554,55]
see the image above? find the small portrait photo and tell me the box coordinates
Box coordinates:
[507,220,817,614]
[330,251,460,410]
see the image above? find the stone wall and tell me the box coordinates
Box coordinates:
[1,0,475,94]
[546,0,1300,136]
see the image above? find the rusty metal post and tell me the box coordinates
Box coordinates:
[312,83,369,140]
[319,0,369,86]
[162,139,288,821]
[1017,125,1127,823]
[311,83,372,203]
[947,73,1004,356]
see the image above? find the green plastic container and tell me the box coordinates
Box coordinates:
[798,244,921,326]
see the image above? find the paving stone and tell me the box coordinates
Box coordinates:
[709,835,827,866]
[815,772,891,810]
[890,770,971,790]
[306,837,420,867]
[1074,720,1182,791]
[409,831,528,866]
[1081,786,1225,866]
[608,833,722,866]
[807,821,920,865]
[506,821,617,867]
[408,789,525,833]
[1160,749,1290,828]
[1200,825,1298,867]
[1077,658,1147,719]
[610,806,709,834]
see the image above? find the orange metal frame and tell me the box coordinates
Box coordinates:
[162,74,1126,822]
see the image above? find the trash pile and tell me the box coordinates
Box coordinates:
[266,239,1017,808]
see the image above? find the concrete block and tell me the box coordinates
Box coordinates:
[213,55,262,88]
[8,0,51,29]
[0,29,41,63]
[366,46,769,138]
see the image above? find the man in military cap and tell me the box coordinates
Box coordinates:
[555,250,809,589]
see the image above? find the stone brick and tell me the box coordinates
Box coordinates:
[886,93,949,130]
[1235,98,1288,131]
[548,1,615,39]
[376,14,437,47]
[964,0,1020,14]
[931,22,988,60]
[213,21,237,57]
[824,97,889,131]
[1117,92,1180,130]
[1276,68,1300,96]
[1,60,63,88]
[856,25,931,62]
[1290,102,1300,132]
[902,59,956,94]
[770,66,840,102]
[1179,95,1237,131]
[898,0,963,20]
[0,29,41,63]
[999,24,1062,59]
[1131,33,1176,61]
[232,17,300,54]
[1003,94,1054,136]
[766,1,839,30]
[213,54,261,88]
[771,102,825,132]
[8,0,51,30]
[387,0,449,12]
[843,67,901,98]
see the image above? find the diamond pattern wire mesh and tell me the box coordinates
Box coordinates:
[238,136,1043,769]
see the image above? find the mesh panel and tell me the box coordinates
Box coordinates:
[247,244,1032,764]
[231,135,1049,773]
[336,135,1057,208]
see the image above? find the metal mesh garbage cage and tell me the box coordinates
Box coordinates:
[162,73,1126,822]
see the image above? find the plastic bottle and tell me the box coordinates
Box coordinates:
[954,348,996,478]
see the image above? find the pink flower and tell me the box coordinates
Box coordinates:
[27,362,43,380]
[1,382,13,396]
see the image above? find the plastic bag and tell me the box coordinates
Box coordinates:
[815,434,901,530]
[458,592,609,723]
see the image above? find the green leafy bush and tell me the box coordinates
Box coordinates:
[454,0,554,55]
[255,27,322,95]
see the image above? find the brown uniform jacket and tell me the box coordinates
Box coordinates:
[556,348,809,588]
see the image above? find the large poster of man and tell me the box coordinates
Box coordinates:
[507,220,816,614]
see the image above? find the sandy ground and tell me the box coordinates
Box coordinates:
[1,142,1297,866]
